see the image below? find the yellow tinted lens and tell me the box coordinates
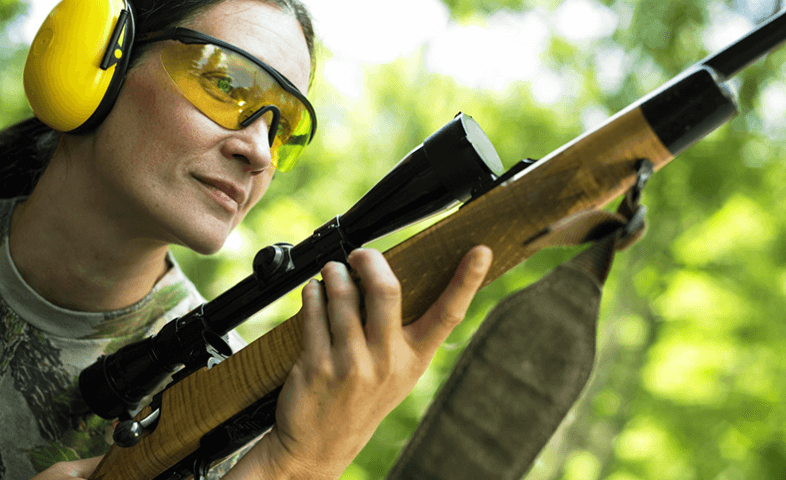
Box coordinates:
[160,43,313,170]
[276,110,312,172]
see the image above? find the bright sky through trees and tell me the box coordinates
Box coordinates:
[14,0,778,129]
[13,0,756,91]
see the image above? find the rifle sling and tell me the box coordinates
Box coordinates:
[386,162,650,480]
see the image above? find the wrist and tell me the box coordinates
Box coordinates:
[224,429,342,480]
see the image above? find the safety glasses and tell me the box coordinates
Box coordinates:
[137,27,317,172]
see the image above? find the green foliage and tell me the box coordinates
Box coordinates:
[0,0,24,23]
[439,0,527,21]
[0,0,30,129]
[3,0,785,479]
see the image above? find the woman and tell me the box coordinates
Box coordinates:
[0,0,492,478]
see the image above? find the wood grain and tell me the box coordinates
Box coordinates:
[89,106,673,480]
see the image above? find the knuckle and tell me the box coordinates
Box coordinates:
[322,261,348,279]
[368,276,401,300]
[302,279,324,300]
[373,346,405,379]
[337,360,365,385]
[440,309,465,328]
[348,357,383,385]
[374,358,396,382]
[370,350,391,373]
[349,247,378,265]
[311,357,334,379]
[322,263,361,300]
[299,356,333,386]
[327,281,356,299]
[356,367,377,387]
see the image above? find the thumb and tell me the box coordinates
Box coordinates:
[405,245,492,355]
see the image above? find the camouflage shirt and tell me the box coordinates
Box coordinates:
[0,197,245,479]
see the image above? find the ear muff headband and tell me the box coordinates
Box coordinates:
[23,0,135,133]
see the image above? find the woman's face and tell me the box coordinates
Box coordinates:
[88,0,312,254]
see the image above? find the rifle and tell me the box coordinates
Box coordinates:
[86,7,786,479]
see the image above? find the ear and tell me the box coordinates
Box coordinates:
[23,0,136,134]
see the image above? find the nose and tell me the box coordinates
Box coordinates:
[222,116,275,174]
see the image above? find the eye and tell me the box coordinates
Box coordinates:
[276,118,293,142]
[200,73,240,103]
[216,77,233,95]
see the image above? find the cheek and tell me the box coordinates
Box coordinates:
[101,71,171,163]
[242,169,275,215]
[128,65,167,128]
[94,72,203,201]
[122,64,210,152]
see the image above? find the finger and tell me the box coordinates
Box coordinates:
[301,279,331,359]
[405,245,492,355]
[321,261,366,354]
[347,248,402,346]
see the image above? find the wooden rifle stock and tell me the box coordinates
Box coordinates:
[90,8,786,479]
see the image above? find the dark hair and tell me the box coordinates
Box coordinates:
[0,117,60,198]
[0,0,317,198]
[131,0,317,86]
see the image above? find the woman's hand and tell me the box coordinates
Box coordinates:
[30,457,103,480]
[232,245,492,480]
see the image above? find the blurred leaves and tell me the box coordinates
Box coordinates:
[0,0,24,22]
[0,0,31,128]
[3,0,786,478]
[439,0,528,20]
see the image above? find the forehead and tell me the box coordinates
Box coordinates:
[185,0,311,93]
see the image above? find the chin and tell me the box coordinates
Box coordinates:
[160,205,243,256]
[183,235,229,256]
[189,242,225,256]
[170,226,231,256]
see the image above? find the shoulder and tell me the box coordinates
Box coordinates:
[0,197,22,237]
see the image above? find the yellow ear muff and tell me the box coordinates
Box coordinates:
[23,0,134,133]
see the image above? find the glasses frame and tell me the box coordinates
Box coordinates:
[136,27,318,146]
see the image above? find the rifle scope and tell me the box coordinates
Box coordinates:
[79,112,504,421]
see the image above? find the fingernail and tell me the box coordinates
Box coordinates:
[471,247,492,270]
[323,261,349,279]
[347,248,364,262]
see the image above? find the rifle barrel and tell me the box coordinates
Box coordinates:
[702,8,786,80]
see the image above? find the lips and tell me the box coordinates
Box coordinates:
[194,175,247,211]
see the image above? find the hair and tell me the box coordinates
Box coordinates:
[0,0,317,198]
